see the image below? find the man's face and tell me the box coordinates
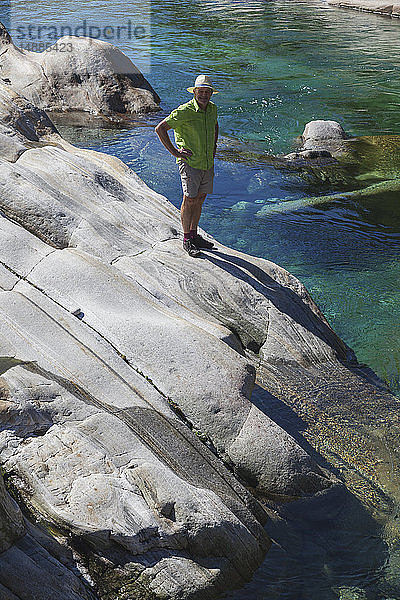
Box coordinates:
[194,87,213,109]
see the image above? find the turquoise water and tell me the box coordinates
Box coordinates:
[2,0,400,597]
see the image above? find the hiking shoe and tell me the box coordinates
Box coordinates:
[183,238,201,257]
[193,234,214,249]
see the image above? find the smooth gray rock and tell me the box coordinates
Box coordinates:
[0,314,269,598]
[0,87,274,593]
[0,123,29,162]
[0,198,334,501]
[0,84,339,501]
[0,22,160,120]
[0,84,343,598]
[0,84,59,141]
[0,84,59,162]
[0,519,97,600]
[0,90,275,597]
[0,416,94,600]
[300,119,349,156]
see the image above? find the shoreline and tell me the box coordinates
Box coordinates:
[326,0,400,18]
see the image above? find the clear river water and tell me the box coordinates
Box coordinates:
[2,0,400,598]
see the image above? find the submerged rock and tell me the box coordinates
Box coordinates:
[0,83,337,499]
[0,22,160,121]
[259,120,400,214]
[278,126,400,210]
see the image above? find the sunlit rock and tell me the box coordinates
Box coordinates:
[0,83,337,501]
[0,402,96,600]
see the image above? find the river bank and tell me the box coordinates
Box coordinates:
[327,0,400,18]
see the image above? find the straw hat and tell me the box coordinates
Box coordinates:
[187,74,219,94]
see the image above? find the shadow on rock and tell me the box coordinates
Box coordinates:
[203,249,347,359]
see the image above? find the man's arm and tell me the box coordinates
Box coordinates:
[214,121,219,158]
[155,119,192,159]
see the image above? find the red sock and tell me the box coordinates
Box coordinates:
[189,229,197,238]
[183,232,191,242]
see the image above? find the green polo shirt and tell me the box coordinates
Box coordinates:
[164,98,217,170]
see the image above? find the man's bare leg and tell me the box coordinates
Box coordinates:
[181,193,213,253]
[186,193,214,249]
[180,195,202,256]
[181,195,199,235]
[189,193,207,232]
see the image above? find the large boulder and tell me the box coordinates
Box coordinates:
[1,85,399,598]
[0,83,346,598]
[0,22,160,121]
[283,120,351,166]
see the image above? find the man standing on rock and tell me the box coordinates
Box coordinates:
[155,75,219,257]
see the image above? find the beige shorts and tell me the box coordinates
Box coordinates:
[178,161,214,197]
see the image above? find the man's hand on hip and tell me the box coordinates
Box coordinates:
[175,147,193,160]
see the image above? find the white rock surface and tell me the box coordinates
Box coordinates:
[0,83,339,500]
[0,84,276,600]
[0,296,269,599]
